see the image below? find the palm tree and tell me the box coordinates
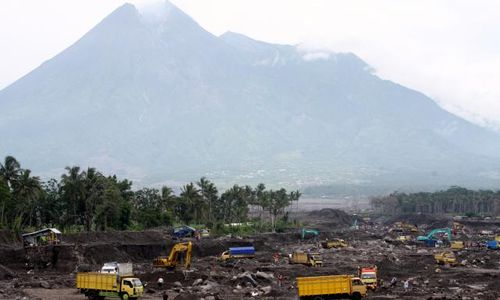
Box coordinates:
[179,183,201,224]
[60,166,84,226]
[13,169,42,227]
[197,177,218,225]
[0,156,21,188]
[82,167,105,231]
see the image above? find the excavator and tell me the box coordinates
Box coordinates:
[417,228,452,242]
[153,241,192,270]
[301,228,320,240]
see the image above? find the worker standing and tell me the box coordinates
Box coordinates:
[390,277,397,287]
[157,277,164,288]
[404,279,410,291]
[273,252,280,264]
[277,273,284,287]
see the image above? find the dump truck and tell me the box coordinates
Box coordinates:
[321,238,348,249]
[434,251,457,265]
[100,262,126,274]
[289,251,323,267]
[76,263,143,300]
[391,222,418,233]
[153,241,192,269]
[172,225,196,239]
[297,275,367,300]
[450,241,464,250]
[358,266,378,290]
[487,240,499,250]
[219,246,255,261]
[396,235,412,242]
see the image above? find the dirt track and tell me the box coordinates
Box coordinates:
[1,209,500,299]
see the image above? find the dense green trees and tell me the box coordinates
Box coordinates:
[0,156,300,232]
[370,187,500,216]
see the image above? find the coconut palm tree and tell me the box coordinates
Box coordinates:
[179,183,201,224]
[197,177,218,225]
[13,169,42,227]
[60,166,84,226]
[0,156,21,188]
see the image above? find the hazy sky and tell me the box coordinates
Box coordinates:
[1,0,499,129]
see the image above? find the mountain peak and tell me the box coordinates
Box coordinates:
[139,0,199,29]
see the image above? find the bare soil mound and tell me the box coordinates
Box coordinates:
[306,208,354,228]
[383,213,451,228]
[0,230,21,246]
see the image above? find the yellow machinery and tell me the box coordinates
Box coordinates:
[453,222,464,230]
[450,241,464,250]
[358,266,378,290]
[434,251,457,266]
[396,235,412,242]
[495,236,500,242]
[289,251,323,267]
[76,269,143,300]
[392,222,418,233]
[321,238,348,249]
[153,241,192,269]
[297,275,366,300]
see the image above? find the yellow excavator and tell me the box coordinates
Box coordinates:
[153,241,192,269]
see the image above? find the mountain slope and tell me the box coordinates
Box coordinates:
[1,1,500,188]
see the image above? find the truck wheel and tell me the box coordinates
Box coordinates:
[351,292,362,300]
[121,293,129,300]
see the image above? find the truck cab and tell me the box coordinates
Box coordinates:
[120,278,144,299]
[359,266,378,290]
[351,277,368,297]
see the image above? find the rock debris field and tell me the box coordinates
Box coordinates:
[1,209,500,300]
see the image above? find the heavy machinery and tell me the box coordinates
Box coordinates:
[296,275,367,300]
[434,251,457,266]
[289,251,323,267]
[396,235,412,242]
[100,262,125,274]
[487,240,499,250]
[321,238,348,249]
[301,228,320,240]
[219,246,255,261]
[452,222,464,231]
[172,226,196,239]
[153,241,192,269]
[77,263,144,300]
[417,228,452,242]
[391,222,418,233]
[450,241,464,250]
[358,266,378,290]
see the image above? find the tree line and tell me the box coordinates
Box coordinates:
[0,156,300,232]
[370,186,500,216]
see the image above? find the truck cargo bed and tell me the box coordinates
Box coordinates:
[76,273,118,291]
[297,275,352,297]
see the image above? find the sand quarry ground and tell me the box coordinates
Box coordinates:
[1,199,500,300]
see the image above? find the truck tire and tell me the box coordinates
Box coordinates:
[86,292,100,300]
[121,293,129,300]
[351,292,362,300]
